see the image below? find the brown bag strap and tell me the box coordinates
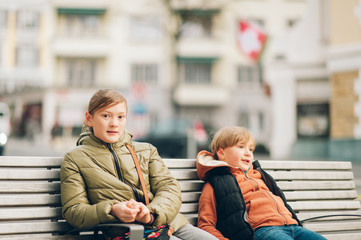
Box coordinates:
[125,143,150,205]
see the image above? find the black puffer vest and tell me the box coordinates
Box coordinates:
[207,160,301,240]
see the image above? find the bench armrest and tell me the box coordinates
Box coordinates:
[95,223,144,240]
[65,223,144,240]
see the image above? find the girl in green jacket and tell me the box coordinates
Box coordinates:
[60,89,217,240]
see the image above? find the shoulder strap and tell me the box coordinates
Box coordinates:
[125,143,150,205]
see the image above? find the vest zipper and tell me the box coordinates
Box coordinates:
[106,143,140,201]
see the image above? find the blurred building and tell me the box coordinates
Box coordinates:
[266,0,361,161]
[0,0,306,154]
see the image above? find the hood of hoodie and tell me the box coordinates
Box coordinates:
[76,125,133,148]
[197,150,256,181]
[197,150,231,181]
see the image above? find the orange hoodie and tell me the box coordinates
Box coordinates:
[197,150,298,240]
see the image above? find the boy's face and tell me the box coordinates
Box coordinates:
[217,139,254,171]
[85,102,127,144]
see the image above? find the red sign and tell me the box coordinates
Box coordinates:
[237,20,267,61]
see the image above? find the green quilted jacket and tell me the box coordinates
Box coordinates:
[60,127,188,231]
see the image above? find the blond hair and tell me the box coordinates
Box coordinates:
[211,126,255,159]
[88,89,127,115]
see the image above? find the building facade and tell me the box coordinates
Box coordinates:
[0,0,306,155]
[266,0,361,161]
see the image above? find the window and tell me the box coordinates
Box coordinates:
[16,45,38,67]
[17,11,39,30]
[237,65,262,85]
[238,111,249,128]
[183,63,211,84]
[258,112,264,131]
[129,16,162,41]
[287,18,298,28]
[297,103,329,138]
[65,15,101,36]
[0,43,2,66]
[249,18,265,28]
[179,14,212,38]
[131,64,158,84]
[179,106,212,126]
[0,10,7,29]
[66,59,97,87]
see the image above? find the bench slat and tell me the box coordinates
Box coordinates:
[0,169,60,180]
[0,194,61,207]
[283,190,358,200]
[0,157,62,167]
[170,170,198,180]
[304,220,361,232]
[182,192,201,202]
[163,159,196,168]
[322,232,361,240]
[268,171,354,180]
[276,180,355,190]
[297,210,361,222]
[0,182,60,193]
[0,221,72,235]
[0,207,62,221]
[180,203,198,214]
[178,180,204,191]
[258,160,352,170]
[0,235,94,240]
[289,200,361,211]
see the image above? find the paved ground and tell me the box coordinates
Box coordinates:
[3,137,361,198]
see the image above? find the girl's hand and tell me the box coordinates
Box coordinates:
[111,199,151,224]
[111,200,140,223]
[134,203,151,224]
[125,199,151,224]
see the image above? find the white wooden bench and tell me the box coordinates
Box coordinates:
[0,157,360,240]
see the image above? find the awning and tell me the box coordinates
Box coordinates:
[57,8,106,15]
[175,9,220,16]
[176,56,219,64]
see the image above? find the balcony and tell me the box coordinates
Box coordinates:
[176,38,223,58]
[0,68,45,94]
[170,0,225,9]
[173,84,229,106]
[52,37,109,57]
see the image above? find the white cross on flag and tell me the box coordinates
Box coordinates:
[237,20,267,61]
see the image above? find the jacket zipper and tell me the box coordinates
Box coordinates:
[264,190,287,225]
[244,170,259,191]
[106,143,140,201]
[245,170,287,225]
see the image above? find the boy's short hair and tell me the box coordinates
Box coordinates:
[211,126,255,159]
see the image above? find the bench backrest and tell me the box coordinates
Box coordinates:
[0,157,360,240]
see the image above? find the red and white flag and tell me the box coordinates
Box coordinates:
[237,20,267,61]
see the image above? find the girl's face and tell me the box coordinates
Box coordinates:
[85,102,127,144]
[217,139,254,171]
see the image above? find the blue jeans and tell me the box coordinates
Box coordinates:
[255,225,327,240]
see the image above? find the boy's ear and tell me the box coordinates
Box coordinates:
[85,112,93,127]
[216,148,225,160]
